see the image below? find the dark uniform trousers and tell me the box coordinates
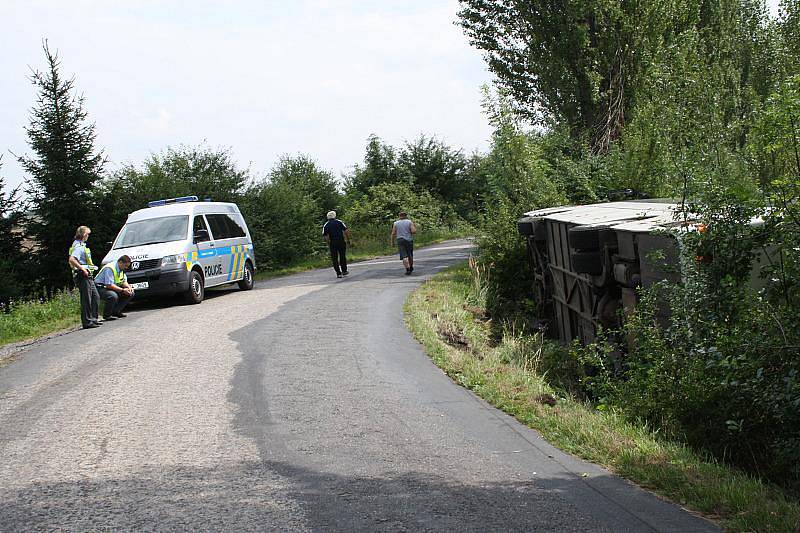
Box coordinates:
[329,240,348,275]
[74,273,99,327]
[97,286,132,318]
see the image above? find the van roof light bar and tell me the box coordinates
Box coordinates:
[147,195,199,208]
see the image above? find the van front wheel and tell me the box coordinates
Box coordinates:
[185,270,205,304]
[238,261,254,291]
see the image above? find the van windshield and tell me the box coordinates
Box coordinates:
[113,215,189,249]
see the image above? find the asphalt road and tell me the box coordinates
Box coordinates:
[0,240,717,532]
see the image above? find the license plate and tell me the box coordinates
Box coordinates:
[131,282,149,290]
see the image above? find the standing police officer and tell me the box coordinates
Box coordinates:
[67,225,101,329]
[95,255,134,320]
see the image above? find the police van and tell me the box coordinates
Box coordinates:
[101,196,256,304]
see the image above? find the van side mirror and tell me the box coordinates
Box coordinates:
[194,229,209,243]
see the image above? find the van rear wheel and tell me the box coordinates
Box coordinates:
[185,270,205,304]
[238,261,254,291]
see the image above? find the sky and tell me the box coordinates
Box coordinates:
[0,0,783,192]
[0,0,494,190]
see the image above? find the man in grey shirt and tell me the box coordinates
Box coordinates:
[391,211,417,275]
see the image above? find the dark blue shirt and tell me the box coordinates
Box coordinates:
[323,219,347,241]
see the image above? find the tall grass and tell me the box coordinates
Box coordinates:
[0,291,81,347]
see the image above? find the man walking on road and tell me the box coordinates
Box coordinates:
[391,211,416,275]
[95,255,134,320]
[68,225,101,329]
[323,211,352,278]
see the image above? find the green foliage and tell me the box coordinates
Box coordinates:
[473,90,566,316]
[463,0,800,496]
[346,134,487,222]
[0,290,80,346]
[241,180,320,269]
[606,7,774,198]
[346,134,404,195]
[458,0,682,151]
[268,154,341,221]
[19,42,105,291]
[458,0,779,166]
[538,128,616,203]
[779,0,800,75]
[0,161,28,307]
[751,74,800,307]
[92,145,248,259]
[396,134,478,217]
[575,193,800,492]
[343,182,458,232]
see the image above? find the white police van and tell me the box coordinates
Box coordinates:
[101,196,256,304]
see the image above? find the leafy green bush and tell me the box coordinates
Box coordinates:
[345,134,483,221]
[751,74,800,309]
[268,154,341,221]
[241,182,321,269]
[342,182,459,232]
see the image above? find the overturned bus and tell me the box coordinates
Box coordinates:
[517,201,707,344]
[517,200,772,345]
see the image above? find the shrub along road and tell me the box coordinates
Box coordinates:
[0,240,715,531]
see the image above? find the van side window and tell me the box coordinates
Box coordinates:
[226,215,247,238]
[206,214,232,240]
[193,215,210,242]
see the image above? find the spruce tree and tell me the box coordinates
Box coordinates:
[0,158,28,306]
[18,41,105,290]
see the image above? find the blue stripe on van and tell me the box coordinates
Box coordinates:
[190,243,251,280]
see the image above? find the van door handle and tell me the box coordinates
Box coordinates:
[208,243,215,247]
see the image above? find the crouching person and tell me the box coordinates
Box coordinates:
[95,255,134,321]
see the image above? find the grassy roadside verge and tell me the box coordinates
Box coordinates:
[0,291,81,349]
[405,263,800,533]
[0,230,467,351]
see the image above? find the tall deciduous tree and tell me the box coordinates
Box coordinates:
[346,134,402,195]
[457,0,773,154]
[269,154,340,220]
[458,0,667,151]
[397,135,467,202]
[19,42,105,290]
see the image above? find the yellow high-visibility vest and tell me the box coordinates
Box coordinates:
[68,241,95,272]
[97,262,126,285]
